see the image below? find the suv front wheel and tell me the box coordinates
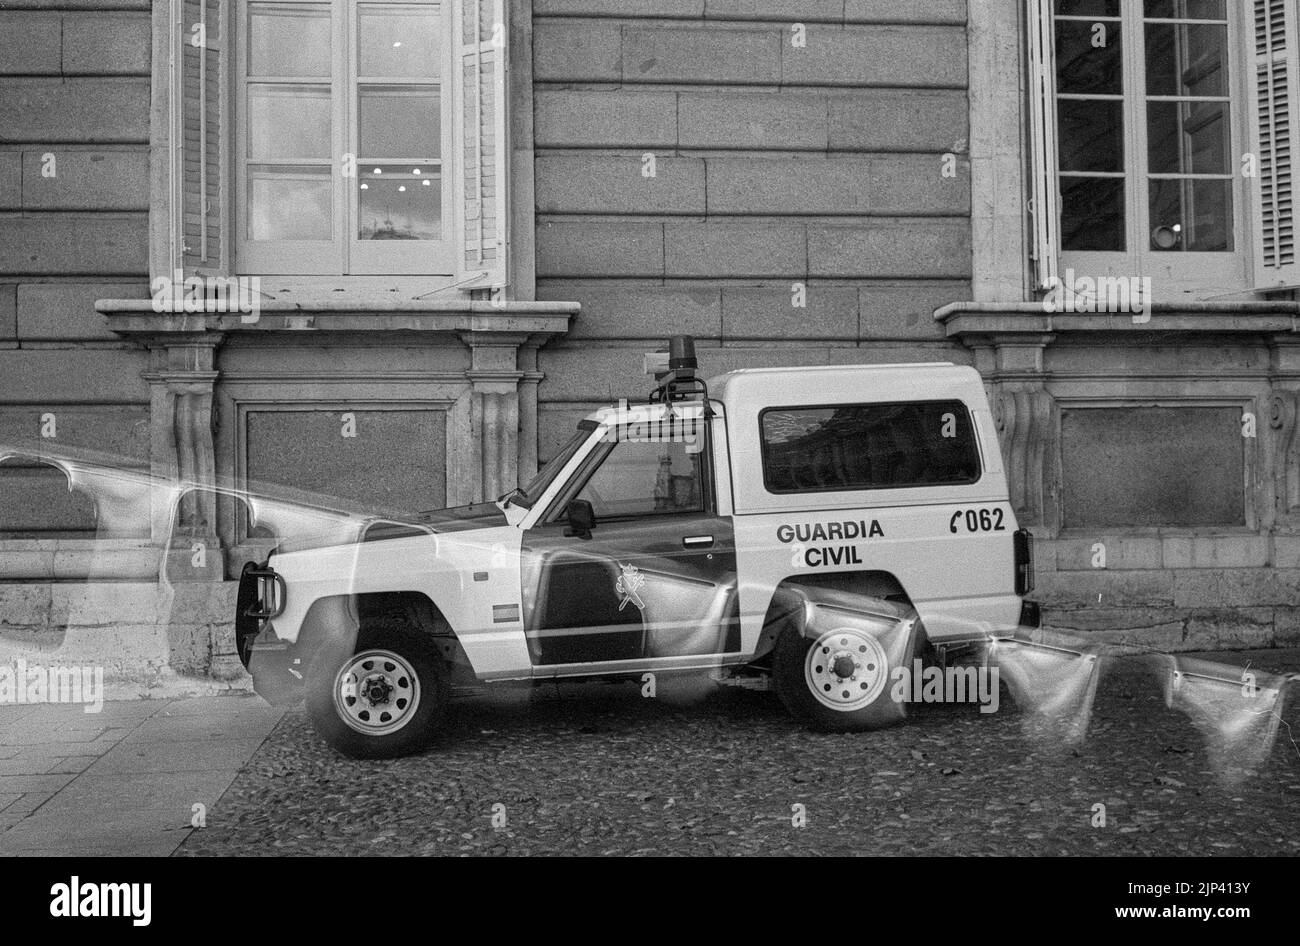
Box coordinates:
[305,624,449,759]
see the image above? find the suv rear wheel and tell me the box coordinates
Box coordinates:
[774,624,901,732]
[305,624,449,759]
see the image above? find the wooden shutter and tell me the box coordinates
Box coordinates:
[1026,0,1060,293]
[174,0,228,276]
[1252,0,1300,289]
[454,0,509,295]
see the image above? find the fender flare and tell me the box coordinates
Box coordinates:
[762,583,926,670]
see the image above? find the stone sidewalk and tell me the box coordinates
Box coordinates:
[0,695,283,855]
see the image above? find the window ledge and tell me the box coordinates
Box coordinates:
[95,299,578,339]
[935,301,1300,336]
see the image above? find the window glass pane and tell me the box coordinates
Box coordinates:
[1145,23,1228,96]
[248,85,330,159]
[248,3,330,77]
[760,402,980,494]
[1061,176,1126,250]
[1144,0,1225,20]
[248,168,332,241]
[1056,19,1123,95]
[578,440,705,518]
[1149,177,1232,251]
[358,87,440,158]
[1058,99,1124,172]
[358,164,441,240]
[359,6,441,78]
[1056,0,1120,15]
[1147,101,1230,174]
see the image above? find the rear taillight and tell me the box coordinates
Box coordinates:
[1014,529,1034,595]
[241,561,286,620]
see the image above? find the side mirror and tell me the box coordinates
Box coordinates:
[564,498,596,539]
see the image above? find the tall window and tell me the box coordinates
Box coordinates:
[1035,0,1246,294]
[235,0,454,275]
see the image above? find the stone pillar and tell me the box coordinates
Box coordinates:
[965,332,1057,531]
[140,334,224,581]
[462,332,527,502]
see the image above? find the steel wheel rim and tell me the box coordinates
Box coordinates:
[804,628,888,711]
[334,649,421,736]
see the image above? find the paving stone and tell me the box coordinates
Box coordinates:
[43,755,98,774]
[3,791,54,815]
[0,808,192,854]
[121,709,283,744]
[40,769,239,815]
[0,773,76,794]
[85,738,269,775]
[0,757,65,776]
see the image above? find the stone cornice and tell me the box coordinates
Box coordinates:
[935,302,1300,337]
[95,299,578,340]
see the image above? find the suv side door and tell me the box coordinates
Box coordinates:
[520,415,740,670]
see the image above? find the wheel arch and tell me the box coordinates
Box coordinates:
[753,570,925,663]
[294,590,468,671]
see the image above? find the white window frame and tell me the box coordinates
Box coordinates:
[1030,0,1253,299]
[233,0,457,277]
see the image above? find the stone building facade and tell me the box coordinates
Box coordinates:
[1,0,1298,684]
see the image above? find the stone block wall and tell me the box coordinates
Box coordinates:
[531,0,976,459]
[0,2,153,535]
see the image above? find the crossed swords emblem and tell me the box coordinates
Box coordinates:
[615,563,646,611]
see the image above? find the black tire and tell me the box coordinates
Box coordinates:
[305,623,449,759]
[773,624,902,733]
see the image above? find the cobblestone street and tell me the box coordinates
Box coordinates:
[177,649,1300,857]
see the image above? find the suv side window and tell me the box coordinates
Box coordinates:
[545,415,712,523]
[576,438,706,519]
[760,400,980,493]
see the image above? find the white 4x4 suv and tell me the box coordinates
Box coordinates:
[236,337,1036,757]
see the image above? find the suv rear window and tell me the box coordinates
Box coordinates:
[760,401,981,493]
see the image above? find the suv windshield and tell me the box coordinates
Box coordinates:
[508,423,595,509]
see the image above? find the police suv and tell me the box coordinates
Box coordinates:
[236,338,1036,758]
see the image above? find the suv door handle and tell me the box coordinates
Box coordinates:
[682,535,714,549]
